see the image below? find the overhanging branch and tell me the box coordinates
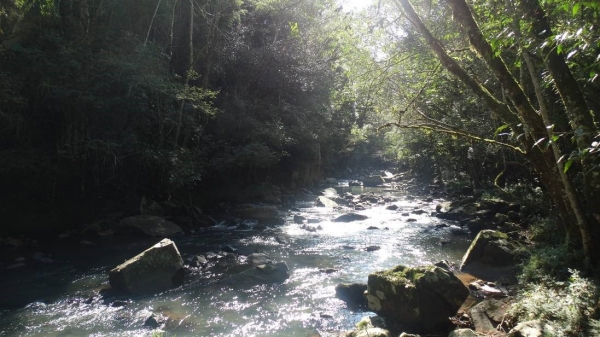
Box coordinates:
[379,122,525,154]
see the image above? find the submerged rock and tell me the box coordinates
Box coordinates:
[109,238,184,294]
[228,262,290,284]
[119,215,184,237]
[366,265,468,333]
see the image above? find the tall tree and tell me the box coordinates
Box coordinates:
[393,0,599,265]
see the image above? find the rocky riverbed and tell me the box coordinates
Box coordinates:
[0,178,527,336]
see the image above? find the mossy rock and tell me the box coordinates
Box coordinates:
[366,265,468,333]
[461,230,521,270]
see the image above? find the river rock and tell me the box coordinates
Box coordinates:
[119,215,184,237]
[449,329,477,337]
[436,203,477,221]
[478,199,510,213]
[317,196,339,208]
[344,328,391,337]
[362,176,385,187]
[230,262,290,284]
[189,255,208,268]
[366,265,469,333]
[109,238,184,294]
[460,230,522,275]
[386,205,398,210]
[466,218,494,235]
[334,213,368,222]
[469,298,511,334]
[247,253,271,265]
[335,283,367,307]
[294,215,306,224]
[349,180,363,186]
[508,320,555,337]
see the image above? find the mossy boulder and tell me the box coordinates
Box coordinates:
[460,230,523,281]
[366,265,468,333]
[460,230,521,270]
[109,238,184,294]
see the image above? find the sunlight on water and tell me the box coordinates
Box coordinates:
[0,185,472,336]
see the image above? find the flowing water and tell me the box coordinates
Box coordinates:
[0,184,472,336]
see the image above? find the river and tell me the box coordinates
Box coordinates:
[0,183,472,336]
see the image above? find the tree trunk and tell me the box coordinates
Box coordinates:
[520,0,599,263]
[395,0,585,258]
[175,0,194,146]
[444,0,597,264]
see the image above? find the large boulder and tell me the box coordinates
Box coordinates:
[317,196,339,208]
[366,265,469,333]
[109,238,184,294]
[460,230,522,277]
[362,176,385,187]
[119,215,184,237]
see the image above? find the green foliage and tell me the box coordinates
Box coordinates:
[520,243,575,282]
[510,269,600,336]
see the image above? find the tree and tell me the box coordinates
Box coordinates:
[392,0,599,265]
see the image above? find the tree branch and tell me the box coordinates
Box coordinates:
[379,122,525,153]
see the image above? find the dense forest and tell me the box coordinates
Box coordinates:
[1,0,600,334]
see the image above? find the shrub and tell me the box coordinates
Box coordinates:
[509,269,600,336]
